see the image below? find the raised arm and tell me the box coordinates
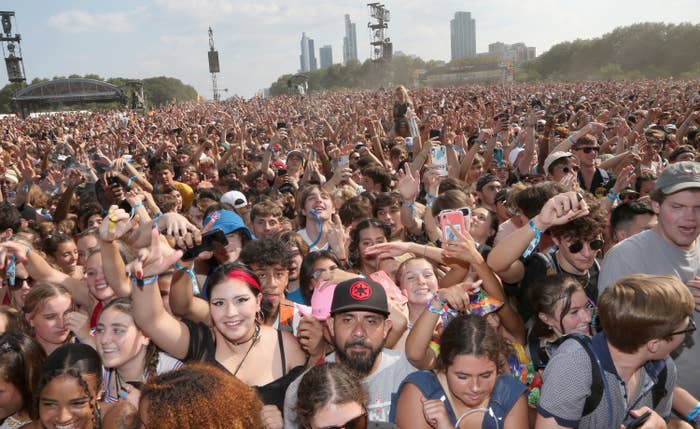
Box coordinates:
[128,227,191,360]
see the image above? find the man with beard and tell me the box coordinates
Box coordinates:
[283,277,415,427]
[239,238,300,334]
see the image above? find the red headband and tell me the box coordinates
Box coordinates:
[226,269,261,292]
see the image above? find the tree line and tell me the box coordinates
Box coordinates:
[0,75,198,113]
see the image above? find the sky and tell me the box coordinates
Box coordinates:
[3,1,699,98]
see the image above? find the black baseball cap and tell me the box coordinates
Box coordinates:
[330,278,389,317]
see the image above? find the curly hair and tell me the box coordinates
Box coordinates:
[548,194,606,240]
[139,362,263,429]
[437,314,507,374]
[239,238,292,269]
[33,343,102,425]
[0,332,46,419]
[295,363,368,429]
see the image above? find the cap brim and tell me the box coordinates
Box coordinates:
[659,182,700,195]
[330,305,389,317]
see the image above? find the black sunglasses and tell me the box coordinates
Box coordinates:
[9,276,32,290]
[568,239,604,254]
[318,411,368,429]
[668,318,696,338]
[561,165,580,174]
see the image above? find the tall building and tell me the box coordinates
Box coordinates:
[343,14,358,64]
[450,11,476,61]
[299,32,317,72]
[319,45,333,69]
[308,38,317,71]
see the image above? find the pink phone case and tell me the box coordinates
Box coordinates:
[440,211,467,242]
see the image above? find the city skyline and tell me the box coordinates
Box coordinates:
[343,14,358,65]
[3,0,700,98]
[319,45,333,69]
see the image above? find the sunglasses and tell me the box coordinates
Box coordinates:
[577,147,599,154]
[318,412,368,429]
[568,239,604,254]
[9,276,33,290]
[560,165,580,174]
[667,318,696,338]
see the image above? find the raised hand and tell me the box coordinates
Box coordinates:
[99,206,136,243]
[534,191,590,230]
[396,164,420,202]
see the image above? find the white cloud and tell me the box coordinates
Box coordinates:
[47,9,144,33]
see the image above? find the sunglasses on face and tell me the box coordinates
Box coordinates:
[560,165,580,174]
[318,411,368,429]
[568,239,604,254]
[9,276,33,290]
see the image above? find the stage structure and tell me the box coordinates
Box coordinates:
[0,11,27,83]
[367,3,392,62]
[208,27,221,101]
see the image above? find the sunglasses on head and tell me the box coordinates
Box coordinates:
[568,239,604,254]
[318,411,368,429]
[577,146,599,154]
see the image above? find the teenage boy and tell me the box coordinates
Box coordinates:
[536,274,692,429]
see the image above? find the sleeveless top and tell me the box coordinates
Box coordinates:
[389,371,527,429]
[183,318,305,410]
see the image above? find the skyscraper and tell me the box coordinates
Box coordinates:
[450,11,476,61]
[299,32,317,72]
[343,14,358,64]
[308,38,317,71]
[320,45,333,69]
[300,32,310,72]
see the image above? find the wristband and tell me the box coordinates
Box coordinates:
[567,136,576,146]
[130,202,144,221]
[425,193,437,201]
[607,189,620,203]
[132,274,158,287]
[152,211,163,221]
[523,219,542,258]
[126,176,137,190]
[425,293,446,316]
[174,262,200,295]
[685,402,700,424]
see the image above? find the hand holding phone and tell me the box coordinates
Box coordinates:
[439,208,470,242]
[182,230,228,260]
[625,410,651,429]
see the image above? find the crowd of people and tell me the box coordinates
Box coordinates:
[0,78,698,429]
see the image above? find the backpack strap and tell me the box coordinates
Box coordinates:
[551,334,604,417]
[652,364,668,409]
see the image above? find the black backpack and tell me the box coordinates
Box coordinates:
[551,334,668,417]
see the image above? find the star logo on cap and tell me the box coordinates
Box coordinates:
[349,281,372,301]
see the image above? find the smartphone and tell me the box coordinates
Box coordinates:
[339,155,350,168]
[626,411,651,429]
[440,208,470,242]
[494,147,504,168]
[276,121,287,130]
[429,129,441,139]
[276,168,287,177]
[107,176,122,188]
[182,229,228,260]
[431,145,448,177]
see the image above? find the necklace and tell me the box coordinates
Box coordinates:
[232,323,260,346]
[233,323,261,376]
